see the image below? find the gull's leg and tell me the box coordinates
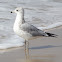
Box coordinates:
[26,41,29,59]
[25,40,26,51]
[24,40,27,59]
[24,40,29,59]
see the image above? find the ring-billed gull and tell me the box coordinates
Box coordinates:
[11,7,57,49]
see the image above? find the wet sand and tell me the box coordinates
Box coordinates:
[0,27,62,62]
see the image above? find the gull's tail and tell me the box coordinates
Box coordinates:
[45,32,58,37]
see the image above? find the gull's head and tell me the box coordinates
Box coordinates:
[11,7,24,14]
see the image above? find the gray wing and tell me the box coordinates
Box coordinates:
[20,23,48,36]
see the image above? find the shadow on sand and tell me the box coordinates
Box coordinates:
[29,45,62,49]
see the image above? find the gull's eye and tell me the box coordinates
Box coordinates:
[16,10,18,11]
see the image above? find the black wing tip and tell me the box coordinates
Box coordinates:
[45,32,58,38]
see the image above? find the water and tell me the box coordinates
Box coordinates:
[0,0,62,49]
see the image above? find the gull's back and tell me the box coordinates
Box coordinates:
[20,23,48,37]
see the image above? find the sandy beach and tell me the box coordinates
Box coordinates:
[0,27,62,62]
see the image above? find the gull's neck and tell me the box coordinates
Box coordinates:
[15,12,25,25]
[13,9,25,33]
[13,11,25,31]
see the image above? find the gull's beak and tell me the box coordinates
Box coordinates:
[11,10,15,13]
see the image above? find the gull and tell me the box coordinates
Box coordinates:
[11,7,57,49]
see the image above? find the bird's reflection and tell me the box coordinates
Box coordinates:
[24,42,60,62]
[24,41,29,59]
[23,44,55,62]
